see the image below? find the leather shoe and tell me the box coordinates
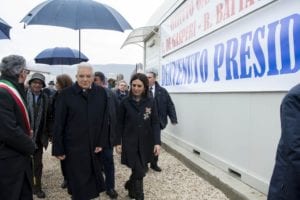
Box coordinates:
[35,190,46,198]
[61,180,68,189]
[106,189,118,199]
[144,165,149,173]
[150,164,162,172]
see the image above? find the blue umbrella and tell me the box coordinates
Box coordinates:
[0,18,12,40]
[35,47,89,65]
[21,0,132,54]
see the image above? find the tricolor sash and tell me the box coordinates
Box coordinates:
[0,80,31,135]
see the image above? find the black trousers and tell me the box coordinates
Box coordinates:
[33,145,43,189]
[151,154,159,166]
[20,175,34,200]
[100,147,115,190]
[130,154,146,181]
[60,160,67,180]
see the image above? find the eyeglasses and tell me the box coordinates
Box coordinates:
[23,69,30,74]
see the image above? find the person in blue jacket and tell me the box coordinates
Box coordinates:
[268,83,300,200]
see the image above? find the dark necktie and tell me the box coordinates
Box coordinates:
[149,87,154,97]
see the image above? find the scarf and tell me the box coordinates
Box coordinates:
[0,80,31,135]
[26,89,45,144]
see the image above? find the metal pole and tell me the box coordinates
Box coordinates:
[79,29,81,60]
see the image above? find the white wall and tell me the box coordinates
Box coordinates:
[163,92,284,194]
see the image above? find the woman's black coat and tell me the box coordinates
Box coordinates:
[116,96,160,168]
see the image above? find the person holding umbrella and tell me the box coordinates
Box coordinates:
[0,55,35,200]
[52,63,108,200]
[115,73,161,200]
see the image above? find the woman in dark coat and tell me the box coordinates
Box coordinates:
[48,74,73,189]
[115,73,161,200]
[268,83,300,200]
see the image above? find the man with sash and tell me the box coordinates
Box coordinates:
[0,55,35,200]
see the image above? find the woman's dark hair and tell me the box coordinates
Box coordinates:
[129,73,149,98]
[56,74,73,89]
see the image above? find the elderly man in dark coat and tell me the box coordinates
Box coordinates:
[52,63,108,200]
[268,84,300,200]
[0,55,35,200]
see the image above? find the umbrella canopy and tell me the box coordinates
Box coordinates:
[35,47,89,65]
[21,0,133,54]
[0,17,12,40]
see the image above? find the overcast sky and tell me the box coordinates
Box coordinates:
[0,0,162,65]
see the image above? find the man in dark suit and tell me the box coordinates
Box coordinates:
[94,71,118,199]
[268,83,300,200]
[146,68,178,172]
[0,55,35,200]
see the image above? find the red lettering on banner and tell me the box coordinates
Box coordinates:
[169,1,195,31]
[203,13,212,31]
[196,0,210,10]
[239,0,255,12]
[216,0,236,24]
[165,21,196,52]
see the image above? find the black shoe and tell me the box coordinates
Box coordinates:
[124,180,135,198]
[144,165,149,173]
[106,189,118,199]
[35,190,46,198]
[150,164,162,172]
[61,180,68,189]
[124,180,130,190]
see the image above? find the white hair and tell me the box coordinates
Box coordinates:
[76,62,93,74]
[0,55,26,77]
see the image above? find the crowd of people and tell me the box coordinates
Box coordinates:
[0,54,178,200]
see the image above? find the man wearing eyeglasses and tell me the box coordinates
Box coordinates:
[26,72,51,198]
[0,55,35,200]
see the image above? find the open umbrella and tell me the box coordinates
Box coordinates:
[0,18,12,40]
[35,47,89,65]
[21,0,132,55]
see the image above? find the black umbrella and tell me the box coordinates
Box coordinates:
[35,47,89,65]
[0,17,12,40]
[21,0,132,55]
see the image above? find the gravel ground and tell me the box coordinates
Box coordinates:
[35,145,229,200]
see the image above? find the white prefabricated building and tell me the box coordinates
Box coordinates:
[123,0,300,195]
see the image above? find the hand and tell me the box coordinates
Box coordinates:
[94,147,102,153]
[115,145,122,154]
[153,145,161,156]
[171,122,177,125]
[56,155,66,160]
[29,129,33,138]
